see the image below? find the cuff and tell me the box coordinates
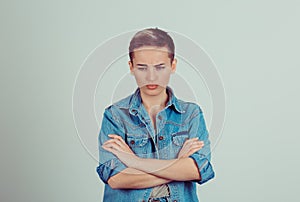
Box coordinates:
[96,158,127,184]
[189,154,215,184]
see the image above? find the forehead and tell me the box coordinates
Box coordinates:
[132,46,170,64]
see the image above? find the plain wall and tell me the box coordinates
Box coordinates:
[1,0,299,201]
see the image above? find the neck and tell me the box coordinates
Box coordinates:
[140,90,168,113]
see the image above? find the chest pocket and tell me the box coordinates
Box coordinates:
[126,133,149,156]
[172,131,189,146]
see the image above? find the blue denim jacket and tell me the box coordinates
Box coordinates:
[96,87,215,202]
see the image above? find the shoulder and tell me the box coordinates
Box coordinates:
[112,94,133,109]
[175,99,208,128]
[177,99,203,114]
[103,93,134,117]
[169,87,203,115]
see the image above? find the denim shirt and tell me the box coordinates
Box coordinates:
[96,87,215,202]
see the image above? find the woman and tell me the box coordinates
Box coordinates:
[97,28,214,202]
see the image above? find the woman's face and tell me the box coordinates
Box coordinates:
[128,46,177,97]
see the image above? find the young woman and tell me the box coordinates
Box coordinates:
[97,28,214,202]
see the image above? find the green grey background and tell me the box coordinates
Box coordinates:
[1,0,299,201]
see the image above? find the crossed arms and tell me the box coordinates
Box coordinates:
[102,134,204,189]
[97,107,214,189]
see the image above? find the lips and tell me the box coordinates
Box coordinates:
[146,84,158,90]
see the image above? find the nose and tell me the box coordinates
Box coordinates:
[146,67,157,82]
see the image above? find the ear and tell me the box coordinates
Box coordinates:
[128,60,134,75]
[171,58,177,73]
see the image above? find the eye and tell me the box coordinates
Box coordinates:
[137,67,147,71]
[155,66,166,70]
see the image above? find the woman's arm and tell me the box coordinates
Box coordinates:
[108,167,171,189]
[103,134,204,183]
[130,157,200,181]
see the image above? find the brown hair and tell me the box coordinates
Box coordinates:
[129,28,175,63]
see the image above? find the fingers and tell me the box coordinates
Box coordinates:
[182,137,198,147]
[102,134,134,155]
[186,144,204,156]
[103,139,128,151]
[102,141,122,153]
[178,138,205,158]
[108,134,126,143]
[103,138,124,148]
[179,147,201,158]
[102,145,114,153]
[107,134,129,147]
[104,134,126,147]
[183,138,204,149]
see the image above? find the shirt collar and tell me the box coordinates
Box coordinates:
[129,86,184,116]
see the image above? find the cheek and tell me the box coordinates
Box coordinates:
[133,73,146,86]
[162,72,171,79]
[158,72,172,83]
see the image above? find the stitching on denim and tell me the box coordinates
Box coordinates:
[108,106,126,130]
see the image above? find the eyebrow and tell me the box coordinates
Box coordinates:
[136,64,148,67]
[154,63,166,67]
[136,63,166,67]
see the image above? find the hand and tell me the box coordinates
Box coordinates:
[177,138,204,159]
[102,134,139,167]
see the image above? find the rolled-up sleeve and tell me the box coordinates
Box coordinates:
[96,106,127,184]
[188,106,215,184]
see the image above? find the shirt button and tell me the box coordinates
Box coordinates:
[173,200,177,202]
[158,116,162,120]
[158,136,164,140]
[130,140,135,145]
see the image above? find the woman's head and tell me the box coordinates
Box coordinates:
[129,28,175,63]
[128,28,177,96]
